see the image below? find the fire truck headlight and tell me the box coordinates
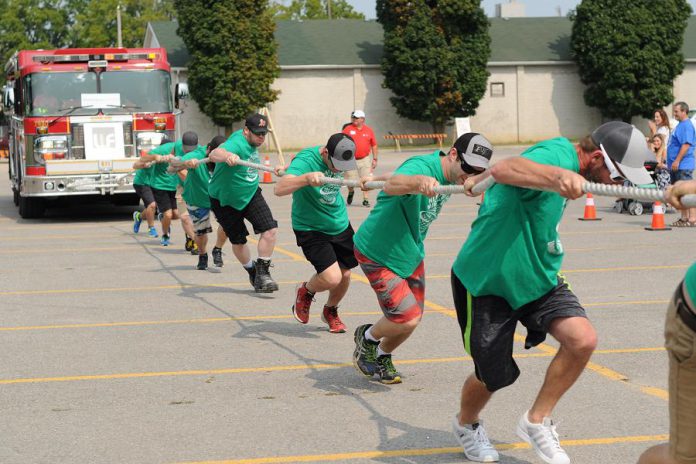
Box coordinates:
[136,131,173,156]
[34,135,69,164]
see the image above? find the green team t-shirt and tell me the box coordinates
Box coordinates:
[149,141,183,191]
[133,162,153,186]
[181,146,211,208]
[685,263,696,305]
[353,151,452,278]
[208,130,260,210]
[452,137,580,310]
[285,146,348,235]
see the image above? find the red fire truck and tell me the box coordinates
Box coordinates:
[2,48,188,218]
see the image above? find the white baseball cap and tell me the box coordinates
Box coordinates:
[351,110,366,119]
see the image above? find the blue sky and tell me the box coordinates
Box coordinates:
[347,0,696,19]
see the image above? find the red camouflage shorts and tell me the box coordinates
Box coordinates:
[355,247,425,323]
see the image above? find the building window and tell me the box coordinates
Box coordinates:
[490,82,505,97]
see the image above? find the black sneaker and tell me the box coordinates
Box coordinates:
[347,190,354,205]
[253,258,278,293]
[212,247,224,267]
[245,261,257,287]
[353,324,378,377]
[197,253,208,270]
[362,199,370,207]
[375,354,401,384]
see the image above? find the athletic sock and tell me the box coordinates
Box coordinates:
[377,345,390,357]
[365,327,379,343]
[242,260,254,270]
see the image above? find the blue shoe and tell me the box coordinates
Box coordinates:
[160,234,170,246]
[148,227,158,238]
[132,211,142,233]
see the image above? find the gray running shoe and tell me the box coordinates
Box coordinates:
[352,324,378,376]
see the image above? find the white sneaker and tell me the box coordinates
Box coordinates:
[452,416,499,462]
[516,411,570,464]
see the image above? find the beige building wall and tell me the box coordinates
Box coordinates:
[171,61,696,150]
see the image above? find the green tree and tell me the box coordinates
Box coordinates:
[377,0,490,132]
[71,0,175,48]
[174,0,280,129]
[272,0,365,20]
[0,0,72,62]
[570,0,692,122]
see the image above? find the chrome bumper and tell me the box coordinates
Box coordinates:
[21,173,136,197]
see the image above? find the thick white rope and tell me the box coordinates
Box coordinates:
[471,176,696,208]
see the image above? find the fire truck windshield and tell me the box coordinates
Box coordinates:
[25,69,172,117]
[100,70,172,114]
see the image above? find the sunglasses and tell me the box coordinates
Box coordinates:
[599,144,625,182]
[457,153,485,175]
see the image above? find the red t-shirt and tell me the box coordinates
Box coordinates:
[342,124,376,160]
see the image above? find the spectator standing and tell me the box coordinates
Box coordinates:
[649,108,672,146]
[667,102,696,226]
[637,179,696,464]
[343,110,378,207]
[275,133,359,333]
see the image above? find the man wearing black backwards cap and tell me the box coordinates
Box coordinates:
[137,131,199,246]
[351,133,493,385]
[449,122,653,464]
[638,180,696,464]
[274,133,359,333]
[207,113,280,293]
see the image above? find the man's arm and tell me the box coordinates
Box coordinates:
[371,144,379,169]
[671,143,692,171]
[208,146,239,165]
[489,157,586,200]
[665,179,696,209]
[274,172,323,196]
[383,174,439,197]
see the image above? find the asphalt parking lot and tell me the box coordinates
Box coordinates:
[0,145,689,464]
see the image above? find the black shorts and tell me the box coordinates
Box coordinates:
[134,184,155,206]
[294,224,358,274]
[451,271,587,392]
[151,188,177,213]
[210,188,278,245]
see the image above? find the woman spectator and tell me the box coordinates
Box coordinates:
[651,133,671,190]
[648,108,672,146]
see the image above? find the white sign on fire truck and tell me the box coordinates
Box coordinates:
[83,122,125,159]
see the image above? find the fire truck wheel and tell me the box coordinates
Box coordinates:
[12,189,19,206]
[18,196,45,219]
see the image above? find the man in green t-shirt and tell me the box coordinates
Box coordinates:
[275,133,358,334]
[449,122,654,464]
[180,135,227,271]
[208,114,282,293]
[638,180,696,464]
[137,132,199,246]
[131,149,159,238]
[352,133,493,385]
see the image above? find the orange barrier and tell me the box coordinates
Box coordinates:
[0,149,8,159]
[645,201,671,231]
[384,133,447,151]
[578,193,601,221]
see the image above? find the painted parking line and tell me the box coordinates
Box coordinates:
[0,347,664,385]
[172,434,668,464]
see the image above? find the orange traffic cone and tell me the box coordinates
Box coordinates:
[261,155,273,184]
[578,193,601,221]
[645,201,672,231]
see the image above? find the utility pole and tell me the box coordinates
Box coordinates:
[116,4,123,47]
[327,0,332,19]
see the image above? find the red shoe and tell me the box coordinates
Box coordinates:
[322,305,346,333]
[292,282,314,324]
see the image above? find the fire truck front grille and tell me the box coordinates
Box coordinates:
[70,121,134,159]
